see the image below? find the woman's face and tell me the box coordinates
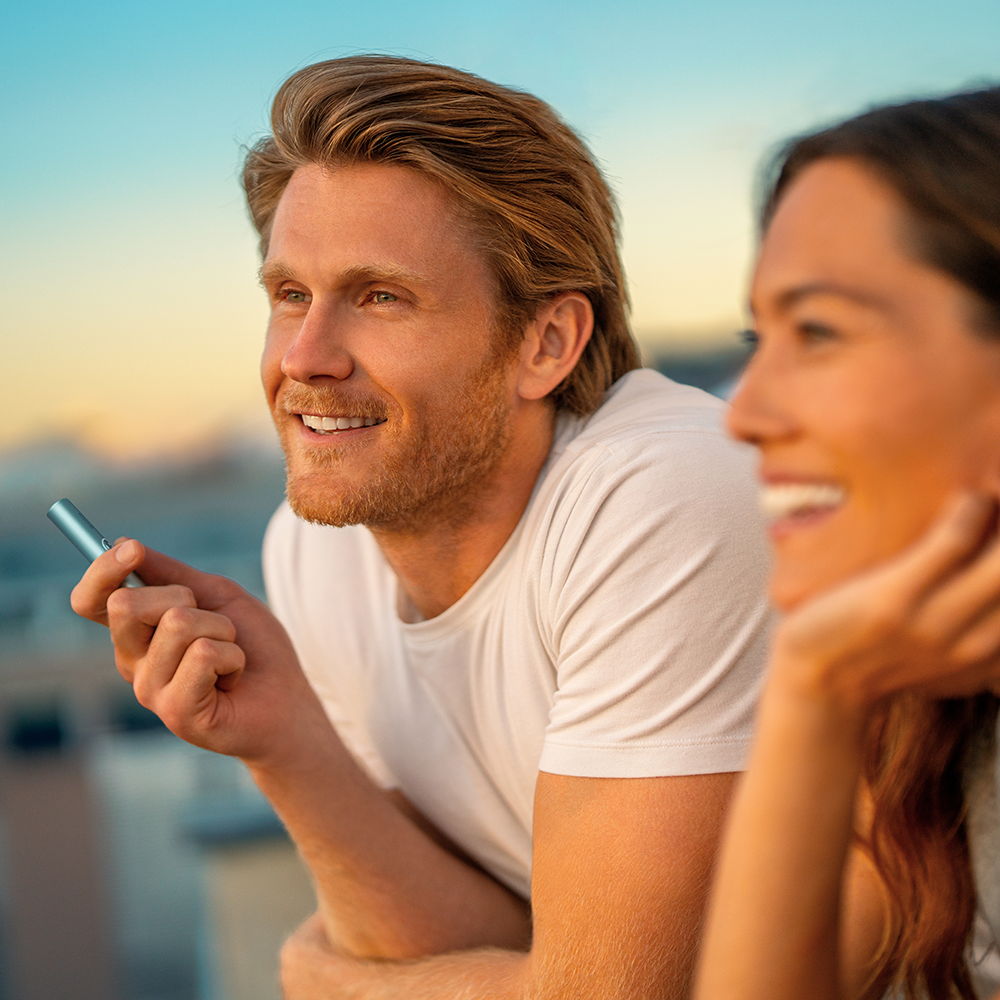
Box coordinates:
[729,158,1000,612]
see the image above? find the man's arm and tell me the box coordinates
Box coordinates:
[281,770,736,1000]
[75,541,738,998]
[71,542,530,957]
[244,723,532,958]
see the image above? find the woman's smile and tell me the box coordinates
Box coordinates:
[728,158,1000,611]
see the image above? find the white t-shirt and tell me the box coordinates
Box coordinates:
[263,369,772,898]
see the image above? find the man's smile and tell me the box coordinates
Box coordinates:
[299,413,387,434]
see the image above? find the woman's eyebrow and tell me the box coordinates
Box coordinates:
[776,281,889,311]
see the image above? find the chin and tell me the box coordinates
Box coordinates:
[286,477,367,528]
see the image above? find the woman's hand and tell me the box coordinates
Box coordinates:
[772,492,1000,710]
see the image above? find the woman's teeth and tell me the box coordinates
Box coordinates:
[301,414,381,433]
[759,483,846,520]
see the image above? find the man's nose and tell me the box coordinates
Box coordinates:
[725,350,796,446]
[280,302,355,384]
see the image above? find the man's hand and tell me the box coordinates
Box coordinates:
[281,914,350,1000]
[70,538,328,766]
[69,538,532,962]
[282,912,527,1000]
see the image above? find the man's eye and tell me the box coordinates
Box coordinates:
[282,290,308,304]
[372,291,397,304]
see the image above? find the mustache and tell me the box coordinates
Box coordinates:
[278,384,392,420]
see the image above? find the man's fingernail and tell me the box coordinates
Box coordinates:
[116,540,138,564]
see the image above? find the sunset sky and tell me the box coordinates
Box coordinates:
[4,0,1000,457]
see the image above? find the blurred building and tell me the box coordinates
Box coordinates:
[0,438,314,1000]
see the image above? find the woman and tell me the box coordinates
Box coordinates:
[694,88,1000,1000]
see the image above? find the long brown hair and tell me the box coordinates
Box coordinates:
[242,55,640,416]
[762,87,1000,999]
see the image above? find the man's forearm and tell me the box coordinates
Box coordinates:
[282,917,529,1000]
[246,713,531,959]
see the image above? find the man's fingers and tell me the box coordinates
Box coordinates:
[124,546,244,608]
[70,539,147,624]
[106,584,199,668]
[148,638,246,735]
[132,606,238,697]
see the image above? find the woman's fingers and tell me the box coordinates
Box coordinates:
[774,494,1000,706]
[870,493,997,609]
[912,531,1000,646]
[948,602,1000,671]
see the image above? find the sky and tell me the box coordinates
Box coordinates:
[4,0,1000,458]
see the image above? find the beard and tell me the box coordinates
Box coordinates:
[277,345,515,533]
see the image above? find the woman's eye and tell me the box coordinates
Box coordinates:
[798,321,837,343]
[740,328,760,349]
[372,291,398,304]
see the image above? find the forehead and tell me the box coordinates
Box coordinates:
[266,161,489,287]
[752,159,913,306]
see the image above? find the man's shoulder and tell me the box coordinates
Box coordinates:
[548,368,749,487]
[558,368,732,458]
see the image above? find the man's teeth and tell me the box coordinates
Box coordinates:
[301,414,380,433]
[759,483,847,520]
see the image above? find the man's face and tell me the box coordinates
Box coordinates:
[260,162,519,531]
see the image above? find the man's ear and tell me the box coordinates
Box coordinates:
[515,292,594,401]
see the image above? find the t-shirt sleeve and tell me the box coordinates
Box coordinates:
[537,429,772,778]
[262,504,399,790]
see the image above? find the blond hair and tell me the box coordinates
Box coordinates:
[243,55,640,415]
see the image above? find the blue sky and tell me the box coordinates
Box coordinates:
[4,0,1000,456]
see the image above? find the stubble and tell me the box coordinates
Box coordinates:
[279,345,515,532]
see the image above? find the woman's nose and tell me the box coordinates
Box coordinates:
[725,351,797,446]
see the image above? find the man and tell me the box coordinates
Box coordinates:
[73,56,771,998]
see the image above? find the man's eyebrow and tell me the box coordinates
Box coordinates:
[258,260,430,288]
[258,261,296,287]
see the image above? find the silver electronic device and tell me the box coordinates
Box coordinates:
[47,498,145,588]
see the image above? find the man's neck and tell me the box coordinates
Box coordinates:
[371,405,557,620]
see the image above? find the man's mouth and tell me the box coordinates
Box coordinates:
[759,482,847,521]
[299,413,387,434]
